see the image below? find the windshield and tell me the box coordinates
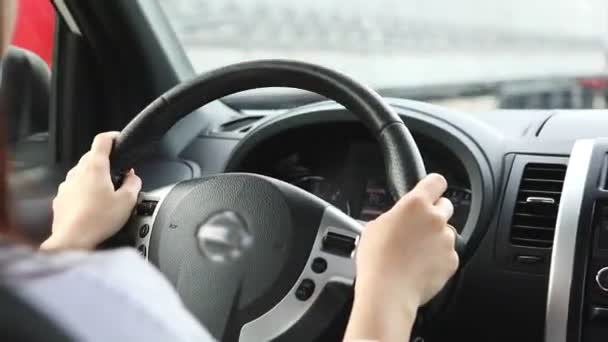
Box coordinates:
[158,0,608,111]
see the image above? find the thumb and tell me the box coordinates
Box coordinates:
[116,169,142,202]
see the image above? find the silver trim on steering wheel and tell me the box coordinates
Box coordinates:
[545,139,594,342]
[239,205,362,342]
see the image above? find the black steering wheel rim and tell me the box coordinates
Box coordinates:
[114,60,462,341]
[110,59,426,198]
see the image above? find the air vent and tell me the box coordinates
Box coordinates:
[510,163,566,248]
[218,115,263,133]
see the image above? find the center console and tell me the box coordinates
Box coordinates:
[546,138,608,342]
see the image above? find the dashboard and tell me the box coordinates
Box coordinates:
[174,98,608,342]
[236,123,472,231]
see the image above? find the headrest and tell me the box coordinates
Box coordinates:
[0,46,51,143]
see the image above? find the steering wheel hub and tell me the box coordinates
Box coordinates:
[196,210,253,263]
[147,174,328,338]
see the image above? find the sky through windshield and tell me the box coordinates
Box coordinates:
[160,0,607,87]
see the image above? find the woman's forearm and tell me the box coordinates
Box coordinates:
[344,174,459,340]
[343,283,418,341]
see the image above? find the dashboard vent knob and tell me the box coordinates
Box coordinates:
[509,163,566,248]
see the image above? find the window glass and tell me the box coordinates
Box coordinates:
[159,0,608,111]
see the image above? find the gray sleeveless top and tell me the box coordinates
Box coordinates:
[0,244,215,342]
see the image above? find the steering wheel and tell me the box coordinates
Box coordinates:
[111,60,464,341]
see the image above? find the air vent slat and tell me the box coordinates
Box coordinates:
[520,182,564,192]
[512,224,556,232]
[526,166,564,171]
[218,115,264,133]
[510,163,566,249]
[514,213,555,220]
[519,189,562,195]
[522,178,563,183]
[510,237,554,248]
[516,200,561,205]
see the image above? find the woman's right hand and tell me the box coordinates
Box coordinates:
[344,174,459,341]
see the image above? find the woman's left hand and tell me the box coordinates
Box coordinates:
[41,132,142,251]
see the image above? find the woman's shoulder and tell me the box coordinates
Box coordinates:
[0,243,177,309]
[0,243,155,285]
[0,244,214,342]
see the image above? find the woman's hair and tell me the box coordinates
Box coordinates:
[0,0,16,234]
[0,1,16,56]
[0,146,8,235]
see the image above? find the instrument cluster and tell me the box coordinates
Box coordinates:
[270,136,471,231]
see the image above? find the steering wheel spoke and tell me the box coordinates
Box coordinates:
[240,206,361,341]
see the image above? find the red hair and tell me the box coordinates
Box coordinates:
[0,0,20,239]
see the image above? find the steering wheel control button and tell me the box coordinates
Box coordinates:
[137,244,147,257]
[136,200,157,216]
[196,210,253,263]
[596,267,608,292]
[139,224,150,238]
[311,257,327,274]
[322,232,356,257]
[295,279,315,301]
